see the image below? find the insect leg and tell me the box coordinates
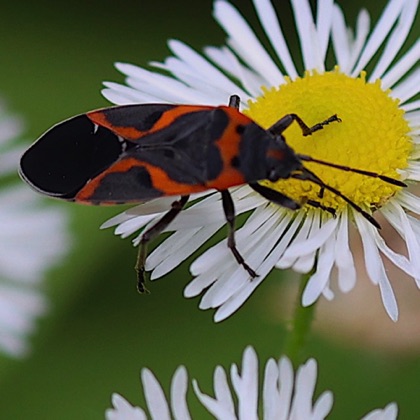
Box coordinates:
[249,182,300,210]
[136,195,190,293]
[268,113,341,137]
[220,190,258,278]
[293,169,381,228]
[250,182,336,216]
[305,199,336,217]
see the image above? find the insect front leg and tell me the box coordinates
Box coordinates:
[220,190,258,278]
[136,195,190,293]
[268,113,341,137]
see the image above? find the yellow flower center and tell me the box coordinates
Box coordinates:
[244,68,411,213]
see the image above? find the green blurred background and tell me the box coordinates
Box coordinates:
[0,0,419,418]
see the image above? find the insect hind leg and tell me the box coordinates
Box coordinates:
[220,190,258,278]
[136,195,190,293]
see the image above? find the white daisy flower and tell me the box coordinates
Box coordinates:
[105,346,397,420]
[102,0,420,321]
[0,102,71,357]
[106,366,190,420]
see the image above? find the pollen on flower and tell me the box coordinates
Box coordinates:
[245,68,412,212]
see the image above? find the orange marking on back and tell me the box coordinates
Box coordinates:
[87,105,214,141]
[150,105,214,133]
[75,157,209,203]
[79,105,255,202]
[206,106,250,190]
[87,111,144,140]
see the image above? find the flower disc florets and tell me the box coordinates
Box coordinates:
[245,68,411,213]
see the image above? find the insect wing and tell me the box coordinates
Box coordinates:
[19,104,218,203]
[19,113,124,200]
[87,103,213,141]
[76,105,228,203]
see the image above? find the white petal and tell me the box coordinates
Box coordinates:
[168,42,246,96]
[198,207,281,308]
[213,0,283,85]
[279,215,337,264]
[193,379,237,420]
[170,366,191,420]
[204,46,263,98]
[347,9,371,72]
[289,359,317,419]
[361,402,398,420]
[381,201,420,285]
[280,212,316,271]
[381,39,420,89]
[390,67,420,104]
[274,211,306,270]
[141,368,171,420]
[331,4,352,72]
[302,233,336,306]
[147,226,195,270]
[105,393,146,420]
[290,0,324,71]
[186,205,283,302]
[311,391,334,420]
[117,61,213,104]
[401,99,420,112]
[149,224,221,279]
[233,347,259,420]
[290,359,333,420]
[213,366,236,414]
[404,159,420,181]
[167,193,262,231]
[101,197,178,230]
[372,226,413,277]
[115,215,159,239]
[351,0,405,77]
[213,215,300,321]
[189,201,271,275]
[262,359,281,420]
[102,82,159,105]
[315,0,334,62]
[396,190,420,215]
[277,357,294,420]
[354,213,398,321]
[334,209,356,292]
[406,110,420,129]
[369,0,419,81]
[252,0,298,79]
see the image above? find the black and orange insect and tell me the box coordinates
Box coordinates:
[19,95,405,292]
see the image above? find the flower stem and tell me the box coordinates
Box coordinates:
[283,272,316,366]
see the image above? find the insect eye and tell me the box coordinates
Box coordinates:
[267,168,279,182]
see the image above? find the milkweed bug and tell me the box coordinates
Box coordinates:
[19,95,406,292]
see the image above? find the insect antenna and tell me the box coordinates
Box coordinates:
[297,154,407,187]
[293,167,385,229]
